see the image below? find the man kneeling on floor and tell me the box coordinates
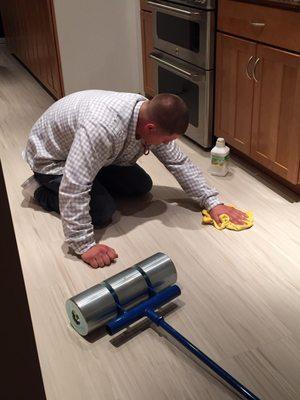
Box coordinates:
[23,90,247,268]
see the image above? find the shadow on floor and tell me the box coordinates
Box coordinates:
[93,186,202,243]
[21,184,203,265]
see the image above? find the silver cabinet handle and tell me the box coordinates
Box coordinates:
[246,56,254,80]
[147,1,200,16]
[253,57,261,83]
[251,22,266,27]
[149,54,199,77]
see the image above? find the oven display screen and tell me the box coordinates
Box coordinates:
[158,66,199,127]
[157,13,200,53]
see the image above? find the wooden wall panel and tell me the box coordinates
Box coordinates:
[1,0,64,99]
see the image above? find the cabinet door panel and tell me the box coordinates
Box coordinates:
[141,10,155,98]
[251,45,300,184]
[1,0,64,99]
[215,33,256,154]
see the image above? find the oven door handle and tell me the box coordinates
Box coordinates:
[149,54,199,78]
[147,1,200,16]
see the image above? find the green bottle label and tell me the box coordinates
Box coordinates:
[211,154,229,166]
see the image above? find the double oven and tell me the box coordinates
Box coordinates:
[148,0,216,147]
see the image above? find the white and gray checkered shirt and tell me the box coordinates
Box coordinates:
[25,90,221,254]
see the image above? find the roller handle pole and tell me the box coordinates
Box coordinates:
[145,309,261,400]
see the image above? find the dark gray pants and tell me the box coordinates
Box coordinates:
[34,164,153,227]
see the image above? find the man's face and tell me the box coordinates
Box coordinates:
[144,124,180,145]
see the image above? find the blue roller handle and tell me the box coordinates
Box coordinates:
[106,286,261,400]
[146,309,260,400]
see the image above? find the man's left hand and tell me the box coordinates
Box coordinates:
[210,204,248,226]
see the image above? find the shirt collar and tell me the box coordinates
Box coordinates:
[128,100,146,139]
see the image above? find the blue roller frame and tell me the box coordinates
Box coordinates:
[106,285,261,400]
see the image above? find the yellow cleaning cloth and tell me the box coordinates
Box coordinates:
[202,205,254,231]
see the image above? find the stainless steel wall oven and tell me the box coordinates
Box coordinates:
[149,0,216,147]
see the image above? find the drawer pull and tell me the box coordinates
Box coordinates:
[246,56,254,80]
[251,22,266,27]
[253,57,261,83]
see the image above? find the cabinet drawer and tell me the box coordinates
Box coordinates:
[218,0,300,53]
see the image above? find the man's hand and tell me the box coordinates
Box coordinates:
[210,204,248,226]
[81,244,118,268]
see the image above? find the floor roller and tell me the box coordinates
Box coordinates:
[66,253,261,400]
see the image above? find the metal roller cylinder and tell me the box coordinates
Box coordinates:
[66,283,117,336]
[66,252,177,336]
[135,252,177,292]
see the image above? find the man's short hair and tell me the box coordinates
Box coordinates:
[148,93,189,135]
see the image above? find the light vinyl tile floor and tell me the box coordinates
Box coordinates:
[1,47,300,400]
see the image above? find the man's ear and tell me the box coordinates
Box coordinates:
[145,123,156,133]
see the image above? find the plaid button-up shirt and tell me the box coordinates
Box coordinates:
[25,90,221,254]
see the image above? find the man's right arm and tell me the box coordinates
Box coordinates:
[59,124,118,267]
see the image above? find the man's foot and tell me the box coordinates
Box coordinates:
[21,175,41,199]
[33,186,60,213]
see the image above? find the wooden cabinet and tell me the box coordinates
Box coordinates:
[140,2,155,97]
[218,0,300,54]
[251,45,300,184]
[1,0,64,99]
[215,34,255,154]
[215,0,300,185]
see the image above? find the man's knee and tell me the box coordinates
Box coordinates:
[135,173,153,195]
[125,165,153,196]
[96,164,152,197]
[90,199,117,227]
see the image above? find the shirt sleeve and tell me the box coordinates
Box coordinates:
[59,122,114,254]
[152,140,222,210]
